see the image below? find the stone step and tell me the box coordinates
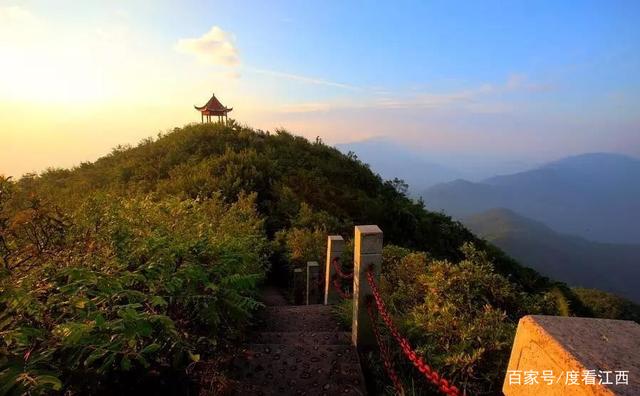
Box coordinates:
[253,331,351,345]
[231,343,365,396]
[261,286,290,306]
[257,305,343,332]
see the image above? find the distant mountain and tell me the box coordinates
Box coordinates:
[336,139,464,193]
[423,153,640,244]
[465,208,640,302]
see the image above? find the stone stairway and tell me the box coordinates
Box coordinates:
[230,287,366,395]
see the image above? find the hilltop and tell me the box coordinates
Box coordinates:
[24,122,552,291]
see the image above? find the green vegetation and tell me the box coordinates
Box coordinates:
[377,244,557,395]
[1,176,267,394]
[465,208,640,302]
[0,122,630,394]
[573,288,640,323]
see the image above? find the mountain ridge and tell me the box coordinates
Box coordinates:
[423,152,640,244]
[465,208,640,302]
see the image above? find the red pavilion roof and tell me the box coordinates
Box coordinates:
[194,93,233,115]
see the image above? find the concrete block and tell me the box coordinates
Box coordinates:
[503,315,640,396]
[355,225,383,255]
[306,261,320,305]
[352,225,383,348]
[324,235,345,305]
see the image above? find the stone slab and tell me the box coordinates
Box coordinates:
[503,315,640,396]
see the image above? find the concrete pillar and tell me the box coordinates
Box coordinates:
[292,268,304,305]
[503,315,640,396]
[306,261,320,305]
[352,225,383,348]
[324,235,345,305]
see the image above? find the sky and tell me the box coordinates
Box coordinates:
[1,0,639,177]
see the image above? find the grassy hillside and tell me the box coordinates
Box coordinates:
[464,208,640,303]
[22,122,559,292]
[2,122,619,394]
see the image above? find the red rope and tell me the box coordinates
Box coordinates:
[366,270,463,396]
[332,275,351,299]
[332,257,353,279]
[367,298,405,395]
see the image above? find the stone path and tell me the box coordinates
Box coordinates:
[230,286,366,395]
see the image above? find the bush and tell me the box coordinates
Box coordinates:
[0,189,268,394]
[379,243,556,395]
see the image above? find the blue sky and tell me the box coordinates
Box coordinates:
[1,0,639,176]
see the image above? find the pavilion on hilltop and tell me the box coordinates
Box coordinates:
[194,93,233,124]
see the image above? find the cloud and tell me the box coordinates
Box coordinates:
[274,83,498,114]
[0,5,37,25]
[247,67,360,90]
[176,26,358,90]
[0,5,41,38]
[274,74,554,114]
[279,102,335,113]
[176,26,239,66]
[506,73,554,92]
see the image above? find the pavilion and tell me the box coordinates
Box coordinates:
[194,93,233,124]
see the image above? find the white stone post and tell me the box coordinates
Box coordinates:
[352,225,383,348]
[293,268,303,304]
[306,261,320,305]
[324,235,345,305]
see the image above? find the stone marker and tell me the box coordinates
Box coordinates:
[503,315,640,396]
[292,268,303,305]
[306,261,320,305]
[352,225,382,348]
[324,235,345,305]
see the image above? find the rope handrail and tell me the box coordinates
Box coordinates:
[332,275,351,299]
[332,257,353,279]
[366,298,405,395]
[366,269,463,396]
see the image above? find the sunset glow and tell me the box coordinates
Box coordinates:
[1,1,639,177]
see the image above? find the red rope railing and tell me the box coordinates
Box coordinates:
[332,257,353,279]
[332,275,351,299]
[367,298,405,395]
[366,269,463,396]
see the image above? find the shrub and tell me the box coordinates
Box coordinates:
[379,243,556,395]
[0,190,268,394]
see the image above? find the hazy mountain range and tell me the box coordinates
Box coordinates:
[422,153,640,245]
[336,138,536,193]
[336,139,465,191]
[336,143,640,301]
[465,208,640,302]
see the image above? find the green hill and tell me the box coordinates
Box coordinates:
[22,123,555,291]
[3,122,631,395]
[464,208,640,302]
